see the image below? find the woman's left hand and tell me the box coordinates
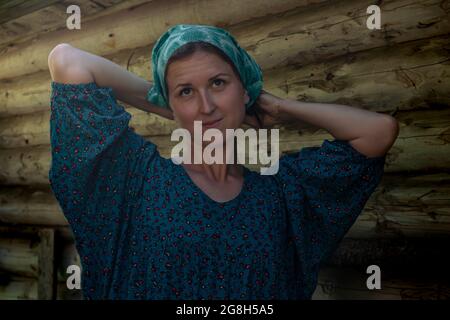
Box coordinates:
[243,90,289,129]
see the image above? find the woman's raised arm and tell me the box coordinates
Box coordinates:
[47,43,174,120]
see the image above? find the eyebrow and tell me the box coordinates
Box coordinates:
[174,73,230,90]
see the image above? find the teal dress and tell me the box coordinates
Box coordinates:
[48,81,385,300]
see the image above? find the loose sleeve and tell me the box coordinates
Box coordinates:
[276,139,385,297]
[48,82,159,291]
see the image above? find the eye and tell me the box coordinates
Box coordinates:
[179,88,191,97]
[213,79,225,87]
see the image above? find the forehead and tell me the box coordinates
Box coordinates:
[166,51,234,82]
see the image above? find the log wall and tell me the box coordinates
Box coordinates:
[0,0,449,299]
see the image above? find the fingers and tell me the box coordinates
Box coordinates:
[157,108,175,120]
[159,111,174,120]
[243,114,261,129]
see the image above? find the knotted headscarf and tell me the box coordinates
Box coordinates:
[146,24,263,110]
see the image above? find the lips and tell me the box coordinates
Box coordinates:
[202,118,223,128]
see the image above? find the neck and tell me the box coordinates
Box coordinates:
[182,136,242,183]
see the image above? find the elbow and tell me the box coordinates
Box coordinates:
[48,43,73,81]
[48,43,93,83]
[383,114,399,147]
[376,114,399,155]
[48,43,73,70]
[350,114,399,158]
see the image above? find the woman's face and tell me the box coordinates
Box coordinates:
[166,50,249,139]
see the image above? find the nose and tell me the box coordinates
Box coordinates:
[198,89,215,114]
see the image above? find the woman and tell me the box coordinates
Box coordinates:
[48,24,398,299]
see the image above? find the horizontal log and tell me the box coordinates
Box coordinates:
[0,225,50,237]
[0,107,178,148]
[0,0,151,48]
[0,237,39,278]
[2,14,449,117]
[2,0,449,97]
[0,187,67,226]
[267,35,450,113]
[0,0,308,80]
[0,0,60,25]
[1,137,203,185]
[0,275,38,300]
[313,265,450,299]
[327,237,450,273]
[278,108,450,173]
[351,206,450,238]
[349,172,450,238]
[0,172,449,239]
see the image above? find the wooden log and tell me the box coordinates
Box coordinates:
[0,0,60,25]
[0,275,38,300]
[0,72,55,117]
[1,0,449,88]
[0,0,308,80]
[0,225,44,236]
[0,0,151,48]
[1,107,449,185]
[278,108,450,173]
[0,237,39,277]
[122,0,450,82]
[0,145,51,185]
[0,107,177,148]
[351,206,450,238]
[0,225,40,300]
[313,265,450,299]
[152,109,450,175]
[2,19,449,117]
[246,0,450,73]
[0,186,68,226]
[317,236,450,299]
[266,35,450,113]
[349,173,450,238]
[0,136,243,185]
[327,237,450,273]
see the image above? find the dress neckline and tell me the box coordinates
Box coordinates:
[174,162,250,206]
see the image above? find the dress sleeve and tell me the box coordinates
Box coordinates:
[48,81,159,272]
[276,139,385,297]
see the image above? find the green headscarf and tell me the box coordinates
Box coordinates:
[146,24,264,110]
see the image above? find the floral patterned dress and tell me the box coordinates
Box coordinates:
[48,81,385,300]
